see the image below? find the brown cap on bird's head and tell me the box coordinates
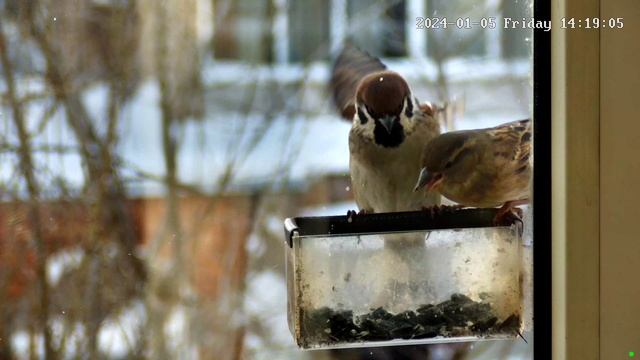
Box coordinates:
[356,71,410,118]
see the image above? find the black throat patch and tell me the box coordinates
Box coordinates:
[373,120,405,148]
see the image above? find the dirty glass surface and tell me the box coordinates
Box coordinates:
[0,0,533,359]
[288,226,525,349]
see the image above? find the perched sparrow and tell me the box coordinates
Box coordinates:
[414,119,532,218]
[331,46,441,213]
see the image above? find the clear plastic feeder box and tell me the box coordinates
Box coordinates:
[283,209,524,350]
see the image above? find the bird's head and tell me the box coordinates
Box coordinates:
[353,71,418,148]
[414,131,479,192]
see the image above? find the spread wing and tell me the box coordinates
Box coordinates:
[487,119,532,170]
[330,45,387,120]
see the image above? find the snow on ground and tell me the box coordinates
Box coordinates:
[244,270,312,360]
[97,300,146,358]
[46,248,85,286]
[301,200,356,217]
[11,331,43,359]
[162,304,198,359]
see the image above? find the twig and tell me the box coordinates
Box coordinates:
[32,100,60,138]
[0,144,78,154]
[24,0,145,280]
[1,91,51,105]
[0,23,56,360]
[22,2,148,356]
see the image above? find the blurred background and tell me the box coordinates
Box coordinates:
[0,0,532,358]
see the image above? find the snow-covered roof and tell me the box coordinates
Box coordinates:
[1,59,530,198]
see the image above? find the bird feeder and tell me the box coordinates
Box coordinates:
[283,208,525,350]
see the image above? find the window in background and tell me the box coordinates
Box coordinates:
[288,0,330,62]
[502,0,531,59]
[347,0,408,58]
[426,0,489,58]
[212,0,274,62]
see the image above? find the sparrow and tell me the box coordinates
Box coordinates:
[414,119,532,220]
[330,46,441,214]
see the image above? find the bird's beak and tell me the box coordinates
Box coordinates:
[379,116,395,134]
[413,168,443,192]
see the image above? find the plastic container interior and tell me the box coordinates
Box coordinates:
[284,209,524,350]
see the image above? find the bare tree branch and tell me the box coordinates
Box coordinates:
[0,23,56,360]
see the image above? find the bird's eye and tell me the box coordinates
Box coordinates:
[445,161,453,169]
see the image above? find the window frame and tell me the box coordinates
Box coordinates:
[209,0,531,68]
[532,0,552,358]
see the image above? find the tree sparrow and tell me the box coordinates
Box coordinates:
[414,119,532,220]
[331,46,441,213]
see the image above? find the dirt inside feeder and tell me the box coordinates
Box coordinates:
[300,293,521,348]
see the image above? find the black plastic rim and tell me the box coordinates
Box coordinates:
[284,207,518,247]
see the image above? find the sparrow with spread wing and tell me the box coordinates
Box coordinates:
[414,119,532,220]
[331,46,441,214]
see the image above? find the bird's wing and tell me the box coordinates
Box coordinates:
[418,102,435,117]
[487,119,532,166]
[330,45,387,120]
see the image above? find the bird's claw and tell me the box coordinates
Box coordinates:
[421,204,464,218]
[346,209,368,223]
[493,206,524,227]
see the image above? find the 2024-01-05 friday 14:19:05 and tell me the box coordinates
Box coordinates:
[415,17,624,31]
